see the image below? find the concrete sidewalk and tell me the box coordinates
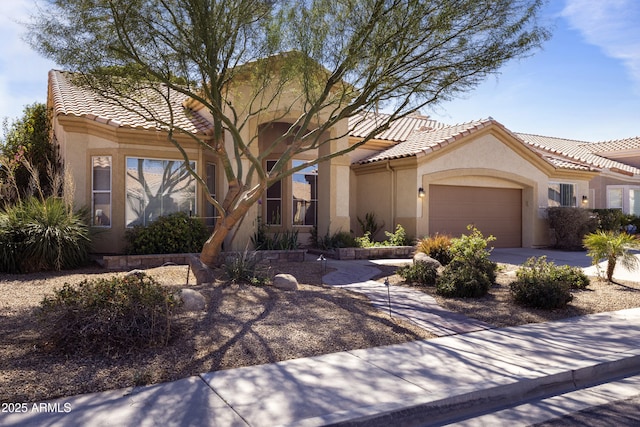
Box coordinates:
[3,308,639,427]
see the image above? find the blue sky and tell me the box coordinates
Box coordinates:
[1,0,638,142]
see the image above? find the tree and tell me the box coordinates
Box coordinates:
[28,0,549,267]
[0,102,58,205]
[583,231,639,283]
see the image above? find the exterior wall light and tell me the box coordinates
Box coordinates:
[418,187,425,198]
[582,195,588,205]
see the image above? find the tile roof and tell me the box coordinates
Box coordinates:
[358,118,511,164]
[49,70,212,135]
[582,137,640,153]
[516,133,640,176]
[348,112,446,142]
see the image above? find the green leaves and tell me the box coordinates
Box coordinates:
[583,230,640,282]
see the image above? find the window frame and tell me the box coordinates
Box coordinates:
[291,159,317,227]
[548,182,576,207]
[125,156,197,228]
[91,155,112,228]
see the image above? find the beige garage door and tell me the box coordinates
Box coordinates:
[429,185,522,248]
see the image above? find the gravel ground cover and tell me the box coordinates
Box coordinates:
[1,259,638,404]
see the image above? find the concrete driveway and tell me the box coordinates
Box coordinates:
[490,247,640,283]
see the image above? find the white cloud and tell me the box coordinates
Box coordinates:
[561,0,640,89]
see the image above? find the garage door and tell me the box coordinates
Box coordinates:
[429,185,522,247]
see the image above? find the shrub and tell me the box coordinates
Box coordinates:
[591,209,625,232]
[0,197,91,273]
[310,225,358,249]
[436,226,497,298]
[252,216,299,250]
[397,262,437,286]
[547,207,597,250]
[223,251,270,285]
[416,233,452,266]
[384,224,412,246]
[509,257,575,309]
[125,212,209,255]
[355,224,412,248]
[357,212,384,240]
[38,273,181,355]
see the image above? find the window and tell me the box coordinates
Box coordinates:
[204,163,217,227]
[92,156,111,227]
[631,189,640,216]
[607,185,640,215]
[548,183,576,207]
[607,187,624,210]
[292,160,317,226]
[125,157,196,227]
[265,160,282,225]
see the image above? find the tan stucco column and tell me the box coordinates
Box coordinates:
[318,128,351,237]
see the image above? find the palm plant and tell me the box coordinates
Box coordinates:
[583,231,640,282]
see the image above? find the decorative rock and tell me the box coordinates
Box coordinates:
[413,252,442,269]
[179,289,206,311]
[125,269,147,277]
[273,273,298,290]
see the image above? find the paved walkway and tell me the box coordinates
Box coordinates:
[3,251,639,427]
[322,259,490,336]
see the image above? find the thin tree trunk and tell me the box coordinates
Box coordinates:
[606,256,616,282]
[199,196,254,268]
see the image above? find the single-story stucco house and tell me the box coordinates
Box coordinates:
[47,70,640,253]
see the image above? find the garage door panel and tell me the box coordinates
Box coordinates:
[429,185,522,247]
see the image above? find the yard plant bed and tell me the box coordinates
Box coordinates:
[1,261,639,404]
[378,263,640,327]
[0,261,432,404]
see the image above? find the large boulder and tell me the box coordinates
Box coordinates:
[273,273,298,290]
[413,252,442,269]
[179,288,206,312]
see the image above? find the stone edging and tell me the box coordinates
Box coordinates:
[99,249,307,270]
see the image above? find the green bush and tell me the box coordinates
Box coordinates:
[436,226,497,298]
[0,197,91,273]
[509,257,576,309]
[38,273,181,355]
[547,207,597,250]
[591,209,626,232]
[252,216,299,250]
[416,233,452,266]
[356,224,412,248]
[125,212,209,255]
[397,262,437,286]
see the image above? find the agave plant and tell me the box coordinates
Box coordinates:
[583,231,640,282]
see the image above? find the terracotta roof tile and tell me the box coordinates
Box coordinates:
[358,118,499,163]
[49,70,212,135]
[517,133,640,175]
[348,112,446,142]
[583,137,640,153]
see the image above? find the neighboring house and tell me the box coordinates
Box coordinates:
[516,134,640,216]
[48,70,639,253]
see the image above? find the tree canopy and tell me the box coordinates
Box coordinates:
[28,0,550,265]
